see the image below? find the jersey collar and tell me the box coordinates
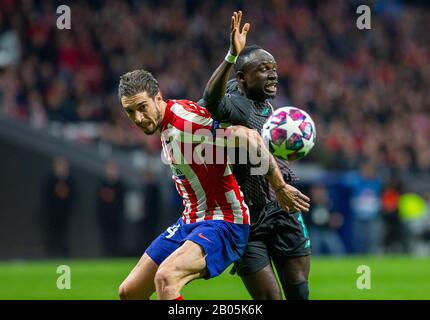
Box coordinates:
[160,99,175,131]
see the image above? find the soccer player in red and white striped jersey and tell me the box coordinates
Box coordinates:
[117,69,299,300]
[160,98,249,225]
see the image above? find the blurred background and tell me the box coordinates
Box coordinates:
[0,0,430,264]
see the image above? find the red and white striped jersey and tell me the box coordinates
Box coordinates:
[160,99,250,225]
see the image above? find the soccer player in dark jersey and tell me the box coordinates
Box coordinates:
[117,69,308,300]
[199,11,312,300]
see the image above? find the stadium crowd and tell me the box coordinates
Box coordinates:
[1,0,430,255]
[1,0,429,172]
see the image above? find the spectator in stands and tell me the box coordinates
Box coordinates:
[398,190,429,254]
[346,162,383,254]
[96,160,125,257]
[0,0,428,174]
[140,170,162,248]
[423,192,430,246]
[0,1,429,256]
[306,184,345,255]
[380,179,408,253]
[42,156,75,257]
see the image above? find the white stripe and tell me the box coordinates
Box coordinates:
[173,162,208,220]
[171,102,213,127]
[173,177,191,222]
[225,190,245,224]
[239,188,250,223]
[163,126,227,149]
[163,101,249,224]
[223,165,233,176]
[211,205,225,221]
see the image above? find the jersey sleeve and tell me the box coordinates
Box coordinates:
[198,92,250,124]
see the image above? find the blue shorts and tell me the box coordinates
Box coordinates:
[145,218,250,279]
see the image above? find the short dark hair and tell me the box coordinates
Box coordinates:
[234,45,263,72]
[118,69,159,100]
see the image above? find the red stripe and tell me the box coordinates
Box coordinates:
[226,174,249,225]
[213,152,236,222]
[205,209,215,221]
[214,177,235,223]
[189,153,236,223]
[189,161,220,220]
[219,174,244,223]
[160,100,176,131]
[169,114,213,134]
[173,177,189,220]
[162,100,213,134]
[174,100,213,119]
[179,177,199,223]
[163,100,249,224]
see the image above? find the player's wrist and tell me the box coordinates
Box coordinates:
[274,183,286,193]
[224,50,238,64]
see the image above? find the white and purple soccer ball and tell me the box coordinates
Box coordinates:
[262,106,316,161]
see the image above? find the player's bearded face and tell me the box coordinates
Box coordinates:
[121,92,162,135]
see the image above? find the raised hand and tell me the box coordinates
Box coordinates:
[230,11,250,56]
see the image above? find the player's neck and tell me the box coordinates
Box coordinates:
[156,100,168,134]
[238,86,266,103]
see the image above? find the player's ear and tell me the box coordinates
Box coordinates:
[155,91,163,101]
[120,96,127,107]
[236,71,246,86]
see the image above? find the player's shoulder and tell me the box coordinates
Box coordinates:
[173,99,202,110]
[226,79,239,94]
[171,99,212,118]
[225,80,253,106]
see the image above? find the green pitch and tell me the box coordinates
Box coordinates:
[0,256,429,300]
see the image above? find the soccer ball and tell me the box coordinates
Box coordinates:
[262,106,316,161]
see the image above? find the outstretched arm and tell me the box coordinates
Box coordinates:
[227,125,310,213]
[203,11,250,115]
